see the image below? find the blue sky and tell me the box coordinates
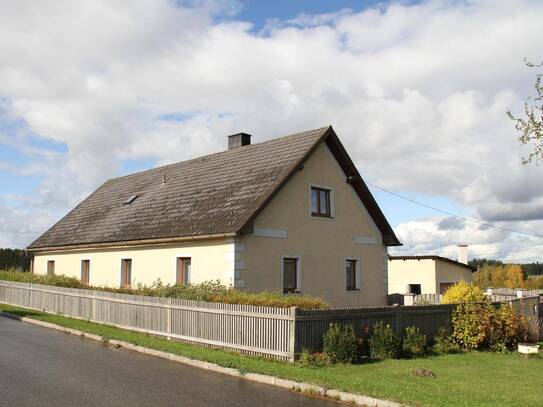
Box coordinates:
[236,0,391,28]
[0,0,542,262]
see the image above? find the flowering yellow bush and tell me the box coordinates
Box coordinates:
[441,281,485,304]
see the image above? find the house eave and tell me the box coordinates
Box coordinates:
[27,232,238,254]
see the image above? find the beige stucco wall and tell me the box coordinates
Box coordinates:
[435,261,473,287]
[388,259,473,294]
[33,238,235,288]
[388,259,437,294]
[237,143,388,307]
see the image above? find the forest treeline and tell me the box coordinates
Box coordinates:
[469,258,543,289]
[0,248,33,271]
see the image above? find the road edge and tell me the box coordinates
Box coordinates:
[0,311,406,407]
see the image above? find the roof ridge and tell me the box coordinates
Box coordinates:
[389,255,476,270]
[108,126,332,183]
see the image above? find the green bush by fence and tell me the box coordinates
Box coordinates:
[322,323,359,363]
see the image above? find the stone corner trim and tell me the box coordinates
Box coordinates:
[0,311,407,407]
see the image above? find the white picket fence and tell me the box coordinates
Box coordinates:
[0,280,296,360]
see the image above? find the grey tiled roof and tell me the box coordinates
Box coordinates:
[29,127,330,249]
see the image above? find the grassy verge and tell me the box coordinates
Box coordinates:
[1,303,542,407]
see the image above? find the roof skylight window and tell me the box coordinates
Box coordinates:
[123,195,139,205]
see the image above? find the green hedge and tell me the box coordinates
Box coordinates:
[0,270,328,309]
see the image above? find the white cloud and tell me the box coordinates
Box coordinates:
[0,203,56,249]
[390,215,543,263]
[0,0,542,257]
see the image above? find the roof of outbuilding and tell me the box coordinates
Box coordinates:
[29,126,400,250]
[388,255,476,272]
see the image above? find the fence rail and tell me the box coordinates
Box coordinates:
[1,280,540,360]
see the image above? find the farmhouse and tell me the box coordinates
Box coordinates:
[388,246,475,296]
[28,126,400,307]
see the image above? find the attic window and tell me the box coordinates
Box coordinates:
[123,195,138,205]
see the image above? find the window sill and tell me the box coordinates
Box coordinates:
[310,214,335,222]
[346,289,360,294]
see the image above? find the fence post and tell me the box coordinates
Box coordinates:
[166,297,172,340]
[403,293,415,306]
[394,306,401,335]
[289,307,297,362]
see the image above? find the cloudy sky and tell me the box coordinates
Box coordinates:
[0,0,542,262]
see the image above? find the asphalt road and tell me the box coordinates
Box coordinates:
[0,317,337,407]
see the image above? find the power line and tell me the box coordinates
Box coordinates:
[368,182,543,239]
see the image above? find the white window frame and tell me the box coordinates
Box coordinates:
[345,257,361,292]
[174,255,192,285]
[308,184,335,220]
[281,256,302,294]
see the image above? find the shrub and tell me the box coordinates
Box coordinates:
[451,299,528,351]
[526,316,541,343]
[433,327,461,354]
[451,301,493,350]
[489,304,528,351]
[368,321,400,359]
[524,275,543,290]
[322,323,359,363]
[441,281,486,304]
[402,326,427,357]
[297,349,335,367]
[0,270,83,288]
[0,271,328,308]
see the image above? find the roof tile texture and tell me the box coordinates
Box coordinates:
[29,127,329,248]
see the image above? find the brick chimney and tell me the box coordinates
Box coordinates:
[457,244,468,264]
[228,132,252,150]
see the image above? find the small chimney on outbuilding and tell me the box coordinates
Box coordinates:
[457,244,468,265]
[228,132,252,150]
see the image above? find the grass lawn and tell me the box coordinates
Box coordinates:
[1,303,542,407]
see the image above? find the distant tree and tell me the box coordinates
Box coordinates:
[503,264,524,289]
[0,249,32,271]
[490,265,508,288]
[522,262,543,277]
[507,59,543,164]
[469,258,503,269]
[473,263,524,289]
[524,275,543,289]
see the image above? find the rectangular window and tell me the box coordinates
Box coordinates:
[311,186,331,218]
[346,259,359,291]
[120,259,132,288]
[47,260,55,276]
[81,260,90,285]
[176,257,191,285]
[283,258,299,294]
[409,284,421,295]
